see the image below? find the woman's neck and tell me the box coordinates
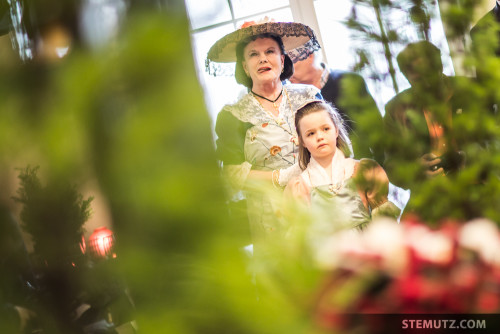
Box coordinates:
[252,80,282,97]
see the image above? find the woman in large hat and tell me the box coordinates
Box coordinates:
[207,20,322,244]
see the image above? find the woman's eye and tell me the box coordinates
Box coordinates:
[324,127,330,131]
[266,49,275,54]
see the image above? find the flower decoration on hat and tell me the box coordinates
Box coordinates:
[240,16,274,29]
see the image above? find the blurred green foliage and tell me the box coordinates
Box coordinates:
[0,6,328,334]
[345,0,500,225]
[1,8,256,334]
[12,165,92,264]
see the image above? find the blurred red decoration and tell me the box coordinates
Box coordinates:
[308,217,500,332]
[88,226,115,258]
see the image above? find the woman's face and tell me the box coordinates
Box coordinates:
[242,37,285,86]
[299,110,339,161]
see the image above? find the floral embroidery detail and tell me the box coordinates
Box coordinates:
[262,122,269,128]
[270,146,282,156]
[290,136,299,146]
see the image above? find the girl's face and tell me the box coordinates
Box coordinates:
[242,37,285,86]
[299,110,339,161]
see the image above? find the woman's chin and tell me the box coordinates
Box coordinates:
[253,72,279,82]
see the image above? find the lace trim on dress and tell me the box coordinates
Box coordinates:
[223,84,320,125]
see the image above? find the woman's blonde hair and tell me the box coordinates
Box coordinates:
[295,100,352,170]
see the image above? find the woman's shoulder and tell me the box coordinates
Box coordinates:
[221,92,252,111]
[219,93,260,124]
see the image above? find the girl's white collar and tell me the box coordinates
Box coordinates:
[301,149,356,188]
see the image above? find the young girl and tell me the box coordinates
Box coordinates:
[285,100,399,230]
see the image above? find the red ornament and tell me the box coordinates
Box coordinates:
[88,226,115,259]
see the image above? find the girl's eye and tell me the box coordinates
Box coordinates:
[307,132,314,137]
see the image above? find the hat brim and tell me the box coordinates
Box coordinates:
[207,21,319,63]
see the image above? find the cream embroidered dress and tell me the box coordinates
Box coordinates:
[215,83,321,242]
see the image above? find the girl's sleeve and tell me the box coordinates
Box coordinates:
[215,109,253,190]
[358,159,401,219]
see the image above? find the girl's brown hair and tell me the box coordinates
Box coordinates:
[295,100,352,170]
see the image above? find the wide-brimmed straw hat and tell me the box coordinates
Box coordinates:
[206,21,320,75]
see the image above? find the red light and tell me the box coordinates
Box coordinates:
[89,227,115,258]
